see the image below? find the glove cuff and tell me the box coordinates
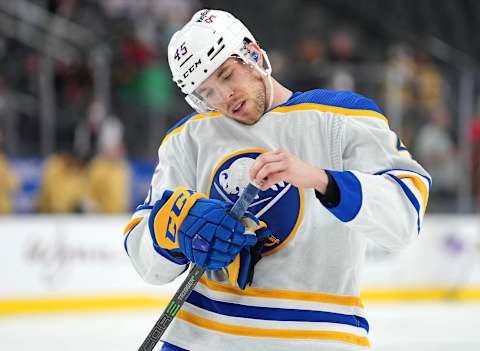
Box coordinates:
[153,246,189,265]
[148,188,206,264]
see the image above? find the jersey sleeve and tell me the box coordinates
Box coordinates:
[123,127,197,285]
[322,93,431,251]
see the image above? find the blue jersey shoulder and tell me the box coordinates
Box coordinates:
[282,89,383,114]
[165,112,199,135]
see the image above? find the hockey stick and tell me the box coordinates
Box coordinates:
[138,182,260,351]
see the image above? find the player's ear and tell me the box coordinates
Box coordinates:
[246,42,263,66]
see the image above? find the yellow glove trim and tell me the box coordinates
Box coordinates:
[153,187,207,250]
[226,255,241,287]
[241,217,267,233]
[224,217,266,288]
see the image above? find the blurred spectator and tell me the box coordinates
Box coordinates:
[287,35,327,91]
[0,131,18,213]
[329,69,355,91]
[414,108,459,211]
[17,53,39,96]
[469,99,480,209]
[117,37,173,112]
[55,61,92,138]
[412,51,444,115]
[0,1,476,213]
[299,36,326,66]
[384,44,419,145]
[328,27,363,64]
[9,52,42,154]
[114,35,175,156]
[85,117,130,213]
[74,99,108,162]
[36,140,86,213]
[267,50,290,84]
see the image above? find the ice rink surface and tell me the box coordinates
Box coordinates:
[1,302,479,351]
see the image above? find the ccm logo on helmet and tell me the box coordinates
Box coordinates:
[183,58,202,79]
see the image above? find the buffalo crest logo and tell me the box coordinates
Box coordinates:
[208,150,303,255]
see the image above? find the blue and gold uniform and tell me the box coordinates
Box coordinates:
[124,89,431,350]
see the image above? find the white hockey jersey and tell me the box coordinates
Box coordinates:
[124,89,431,351]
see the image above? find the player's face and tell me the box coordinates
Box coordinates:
[195,58,267,124]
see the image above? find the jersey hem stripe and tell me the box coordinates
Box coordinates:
[186,290,369,331]
[198,276,364,308]
[176,310,371,347]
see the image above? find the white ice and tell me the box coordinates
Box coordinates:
[0,302,479,350]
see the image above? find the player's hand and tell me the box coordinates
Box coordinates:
[148,187,257,270]
[249,149,329,193]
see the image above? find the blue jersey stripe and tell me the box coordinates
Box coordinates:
[280,89,383,115]
[166,112,199,135]
[135,204,154,212]
[387,174,421,233]
[396,136,409,152]
[186,290,369,332]
[325,170,362,223]
[375,168,432,188]
[124,231,131,255]
[161,343,188,351]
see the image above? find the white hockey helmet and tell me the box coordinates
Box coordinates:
[167,9,272,112]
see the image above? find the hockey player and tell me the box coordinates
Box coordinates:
[124,9,431,351]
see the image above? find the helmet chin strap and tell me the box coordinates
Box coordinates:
[250,48,274,113]
[265,74,274,112]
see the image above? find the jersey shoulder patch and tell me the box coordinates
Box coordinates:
[281,89,383,114]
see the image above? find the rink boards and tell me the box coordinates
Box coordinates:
[0,214,479,315]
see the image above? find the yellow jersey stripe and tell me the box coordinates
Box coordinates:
[272,103,388,124]
[161,112,222,146]
[177,310,370,347]
[123,217,143,236]
[199,277,364,308]
[397,174,429,214]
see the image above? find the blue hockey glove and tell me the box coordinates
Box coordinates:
[222,214,271,289]
[148,187,257,270]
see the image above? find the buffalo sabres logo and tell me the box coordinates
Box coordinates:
[208,150,303,255]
